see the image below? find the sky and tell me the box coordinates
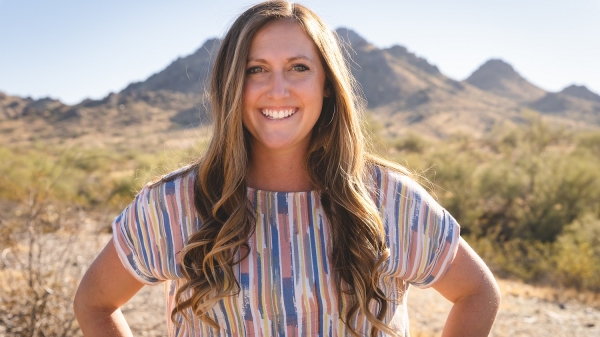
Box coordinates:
[1,0,599,105]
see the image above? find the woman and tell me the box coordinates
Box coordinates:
[74,1,500,336]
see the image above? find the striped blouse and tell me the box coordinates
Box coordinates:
[112,165,460,336]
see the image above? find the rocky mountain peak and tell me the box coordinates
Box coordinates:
[466,59,545,102]
[560,84,600,103]
[385,45,440,75]
[466,59,520,86]
[121,38,221,95]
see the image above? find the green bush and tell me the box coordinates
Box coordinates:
[554,214,600,291]
[381,117,600,292]
[0,141,206,213]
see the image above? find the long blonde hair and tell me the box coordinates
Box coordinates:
[172,1,402,336]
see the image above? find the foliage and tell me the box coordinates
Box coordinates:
[0,141,206,213]
[0,156,82,336]
[384,117,600,292]
[554,214,600,291]
[0,141,207,335]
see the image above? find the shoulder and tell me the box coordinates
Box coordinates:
[139,165,197,206]
[114,165,198,232]
[111,165,198,283]
[371,164,461,287]
[369,164,439,212]
[146,164,197,192]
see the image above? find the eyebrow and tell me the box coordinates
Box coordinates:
[247,55,313,63]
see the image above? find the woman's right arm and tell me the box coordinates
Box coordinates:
[74,238,145,336]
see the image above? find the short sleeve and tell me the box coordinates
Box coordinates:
[112,169,198,285]
[376,167,460,288]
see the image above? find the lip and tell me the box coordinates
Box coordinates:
[260,107,299,120]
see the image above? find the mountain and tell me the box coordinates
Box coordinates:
[530,87,600,122]
[335,28,443,108]
[465,59,545,103]
[0,93,68,121]
[527,85,600,119]
[2,28,600,146]
[560,85,600,103]
[122,38,221,94]
[463,60,600,126]
[332,31,537,137]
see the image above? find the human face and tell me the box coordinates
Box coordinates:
[242,19,327,155]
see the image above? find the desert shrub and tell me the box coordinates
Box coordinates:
[467,214,600,292]
[469,236,555,283]
[382,118,600,292]
[576,130,600,157]
[0,162,83,336]
[0,140,208,335]
[394,132,429,153]
[553,214,600,291]
[0,139,207,212]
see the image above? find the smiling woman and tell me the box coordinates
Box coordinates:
[73,1,500,336]
[243,19,328,192]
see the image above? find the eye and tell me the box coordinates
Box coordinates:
[292,64,309,72]
[246,66,263,75]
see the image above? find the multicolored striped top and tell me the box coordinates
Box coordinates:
[112,165,460,336]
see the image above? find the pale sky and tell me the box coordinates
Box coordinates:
[1,0,599,105]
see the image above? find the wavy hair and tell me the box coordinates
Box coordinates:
[171,1,404,336]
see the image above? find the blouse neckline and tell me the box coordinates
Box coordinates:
[246,186,320,196]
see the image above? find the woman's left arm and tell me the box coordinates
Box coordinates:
[432,237,501,337]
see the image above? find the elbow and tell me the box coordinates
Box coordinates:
[73,282,86,321]
[73,281,101,321]
[462,270,502,317]
[489,276,502,312]
[469,272,501,320]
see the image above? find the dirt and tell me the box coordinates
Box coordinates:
[407,283,600,337]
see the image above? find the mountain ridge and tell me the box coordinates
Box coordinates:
[560,84,600,103]
[2,28,599,145]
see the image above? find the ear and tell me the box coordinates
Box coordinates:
[324,83,332,98]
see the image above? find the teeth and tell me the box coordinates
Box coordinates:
[261,109,296,119]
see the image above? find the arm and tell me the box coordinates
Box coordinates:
[74,238,145,336]
[432,237,501,337]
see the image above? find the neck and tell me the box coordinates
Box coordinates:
[246,144,314,192]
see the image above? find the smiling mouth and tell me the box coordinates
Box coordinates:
[261,108,298,120]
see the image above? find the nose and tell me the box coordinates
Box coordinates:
[267,71,289,99]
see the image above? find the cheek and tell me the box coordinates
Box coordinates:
[242,82,263,109]
[305,86,326,112]
[296,79,322,99]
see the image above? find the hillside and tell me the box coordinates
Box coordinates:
[1,28,600,146]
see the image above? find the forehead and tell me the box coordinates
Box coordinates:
[248,19,320,59]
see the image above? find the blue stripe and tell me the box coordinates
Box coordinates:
[134,196,152,272]
[241,272,252,321]
[269,194,285,336]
